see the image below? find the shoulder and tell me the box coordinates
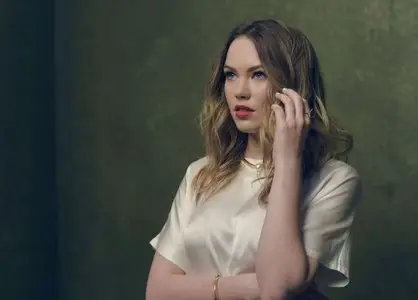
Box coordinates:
[319,159,360,183]
[306,159,361,202]
[184,156,209,179]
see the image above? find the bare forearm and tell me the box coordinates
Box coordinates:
[146,273,259,300]
[256,158,307,297]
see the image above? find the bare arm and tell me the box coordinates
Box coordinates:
[146,252,260,300]
[256,158,317,300]
[256,90,319,300]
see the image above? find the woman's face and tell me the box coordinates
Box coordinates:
[223,36,270,133]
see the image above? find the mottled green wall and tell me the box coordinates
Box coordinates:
[0,0,56,299]
[49,1,418,300]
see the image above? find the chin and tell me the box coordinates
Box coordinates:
[231,116,261,133]
[235,123,259,134]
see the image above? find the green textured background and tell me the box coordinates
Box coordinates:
[2,0,418,299]
[0,0,56,299]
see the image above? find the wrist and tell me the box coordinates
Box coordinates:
[274,155,302,171]
[217,274,260,300]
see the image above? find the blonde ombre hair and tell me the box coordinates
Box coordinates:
[192,19,353,204]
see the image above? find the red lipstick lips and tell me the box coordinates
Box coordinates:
[234,105,254,118]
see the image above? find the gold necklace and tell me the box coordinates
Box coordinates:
[242,158,262,178]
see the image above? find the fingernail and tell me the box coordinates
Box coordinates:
[282,88,287,92]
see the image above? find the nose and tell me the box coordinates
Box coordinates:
[234,78,251,100]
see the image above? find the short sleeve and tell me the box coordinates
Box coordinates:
[302,162,362,288]
[150,164,196,271]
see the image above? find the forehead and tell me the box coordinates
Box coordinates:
[225,36,261,68]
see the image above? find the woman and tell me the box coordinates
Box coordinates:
[146,19,361,300]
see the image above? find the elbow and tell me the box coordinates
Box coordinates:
[146,288,164,300]
[258,264,309,300]
[259,280,302,300]
[145,286,156,300]
[260,289,288,300]
[259,282,305,300]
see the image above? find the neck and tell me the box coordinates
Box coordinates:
[245,133,263,159]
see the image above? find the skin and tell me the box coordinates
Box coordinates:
[225,36,318,299]
[146,36,318,300]
[256,89,319,300]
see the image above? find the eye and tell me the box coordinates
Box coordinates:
[253,71,267,79]
[224,71,236,80]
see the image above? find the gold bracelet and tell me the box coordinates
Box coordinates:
[212,274,221,300]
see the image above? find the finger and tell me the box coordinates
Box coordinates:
[275,92,295,124]
[281,87,302,100]
[271,103,285,128]
[282,88,305,126]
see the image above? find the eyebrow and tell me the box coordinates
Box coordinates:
[223,64,264,72]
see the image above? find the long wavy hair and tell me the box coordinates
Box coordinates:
[192,19,353,204]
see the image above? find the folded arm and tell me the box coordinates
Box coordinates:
[146,252,260,300]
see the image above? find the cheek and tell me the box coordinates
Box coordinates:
[253,80,269,95]
[254,84,271,108]
[224,81,233,94]
[224,83,234,107]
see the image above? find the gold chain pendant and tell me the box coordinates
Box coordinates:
[243,158,262,178]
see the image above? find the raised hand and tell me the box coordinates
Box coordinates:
[271,88,311,164]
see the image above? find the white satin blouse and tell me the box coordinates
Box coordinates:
[150,157,361,288]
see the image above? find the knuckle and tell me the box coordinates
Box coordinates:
[280,96,290,103]
[277,122,287,131]
[287,120,296,129]
[296,119,305,128]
